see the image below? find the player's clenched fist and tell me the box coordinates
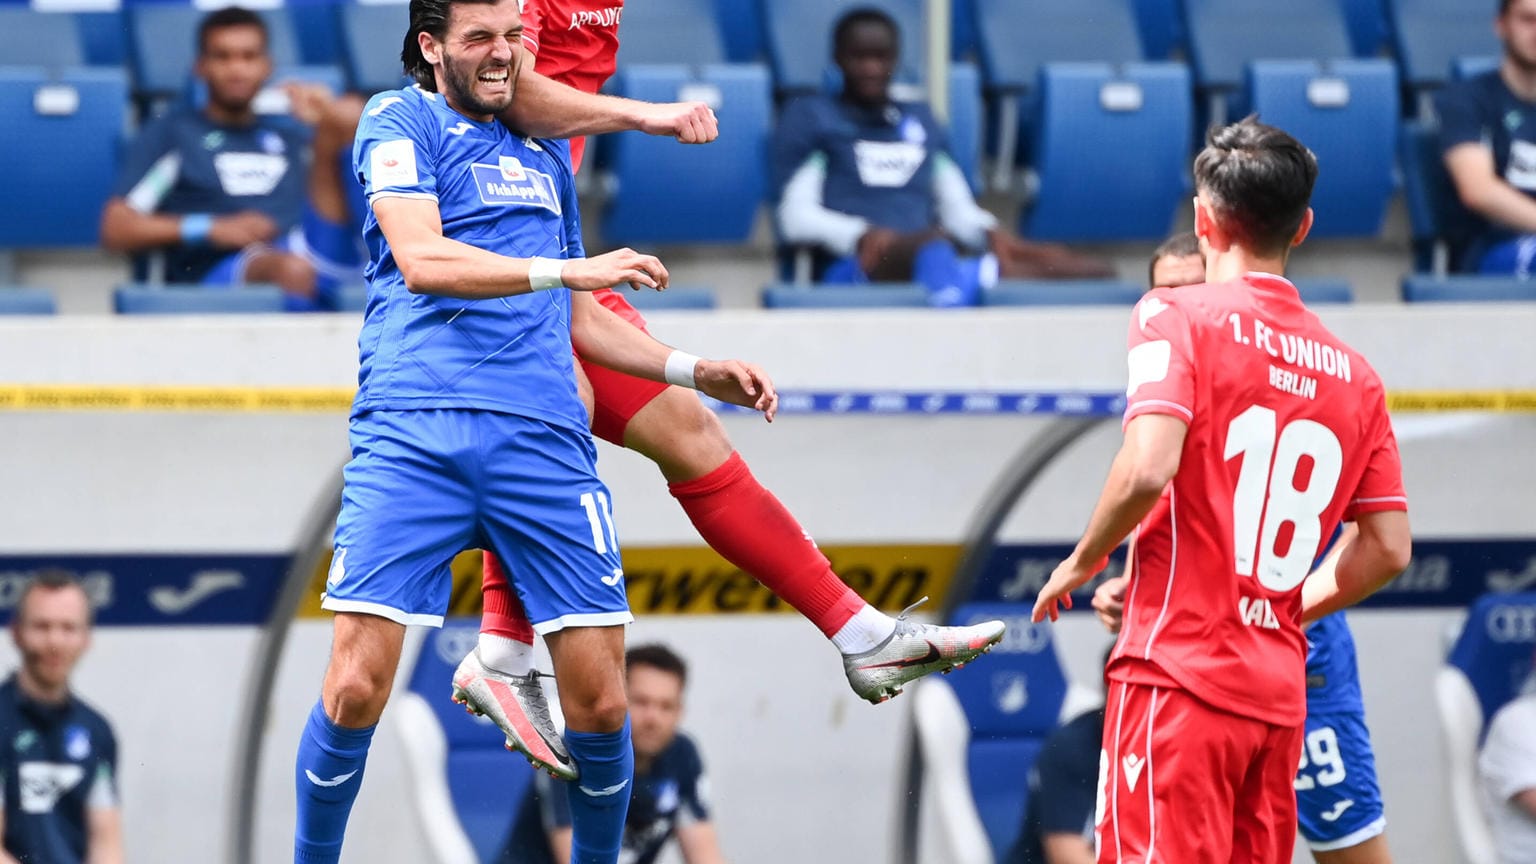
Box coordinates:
[695,359,779,422]
[562,248,670,292]
[1091,574,1129,634]
[637,101,719,144]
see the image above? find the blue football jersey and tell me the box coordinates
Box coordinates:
[350,86,587,431]
[1305,611,1364,714]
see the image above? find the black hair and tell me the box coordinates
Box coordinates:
[1192,116,1318,258]
[198,6,268,56]
[626,643,687,688]
[15,569,92,627]
[1148,231,1201,288]
[832,6,899,56]
[1503,0,1515,15]
[402,0,501,90]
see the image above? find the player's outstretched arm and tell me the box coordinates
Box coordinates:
[374,198,665,298]
[569,293,778,420]
[505,64,718,143]
[1034,414,1187,623]
[1301,513,1411,623]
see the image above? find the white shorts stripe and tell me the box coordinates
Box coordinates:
[1145,687,1160,860]
[1111,680,1127,863]
[321,597,445,628]
[530,610,634,635]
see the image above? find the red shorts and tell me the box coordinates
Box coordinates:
[578,289,670,445]
[1097,681,1302,864]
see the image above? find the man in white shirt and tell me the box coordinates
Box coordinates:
[1480,666,1536,864]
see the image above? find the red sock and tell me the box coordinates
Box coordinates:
[669,452,865,637]
[481,551,535,644]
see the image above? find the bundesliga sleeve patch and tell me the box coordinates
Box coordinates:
[370,139,419,190]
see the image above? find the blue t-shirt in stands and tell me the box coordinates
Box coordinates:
[1006,708,1102,864]
[501,732,711,864]
[110,106,310,282]
[351,85,586,431]
[0,676,118,864]
[1436,69,1536,269]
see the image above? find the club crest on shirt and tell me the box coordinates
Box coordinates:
[64,726,91,761]
[469,156,561,213]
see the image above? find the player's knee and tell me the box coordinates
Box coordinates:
[564,688,628,733]
[277,255,318,297]
[324,662,392,725]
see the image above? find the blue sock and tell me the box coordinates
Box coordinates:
[565,718,635,864]
[294,700,376,864]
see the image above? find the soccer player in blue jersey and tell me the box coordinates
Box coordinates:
[1085,239,1395,864]
[289,0,778,861]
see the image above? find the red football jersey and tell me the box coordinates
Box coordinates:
[521,0,624,170]
[1109,273,1407,727]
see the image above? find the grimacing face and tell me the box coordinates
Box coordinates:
[428,0,525,119]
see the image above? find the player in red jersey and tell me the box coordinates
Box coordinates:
[1031,118,1413,864]
[452,0,1005,782]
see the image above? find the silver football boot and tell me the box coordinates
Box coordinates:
[451,649,578,781]
[843,598,1007,704]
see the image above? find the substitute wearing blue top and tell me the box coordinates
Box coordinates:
[351,84,587,430]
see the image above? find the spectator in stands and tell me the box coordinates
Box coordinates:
[772,6,1111,307]
[1148,231,1204,291]
[0,571,122,864]
[498,644,726,864]
[1004,648,1109,864]
[99,7,353,310]
[1480,654,1536,863]
[1439,0,1536,275]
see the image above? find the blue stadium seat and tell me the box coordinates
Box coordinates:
[1023,62,1192,242]
[288,0,344,65]
[1400,119,1474,274]
[1182,0,1354,105]
[617,0,726,66]
[0,287,57,316]
[762,0,924,94]
[341,2,411,96]
[114,285,289,315]
[1291,277,1356,304]
[129,5,299,99]
[622,286,718,311]
[1341,0,1392,56]
[396,621,533,862]
[974,0,1144,185]
[716,0,765,62]
[984,279,1145,307]
[602,64,771,244]
[761,284,931,308]
[1453,55,1499,81]
[1391,0,1500,97]
[76,10,129,67]
[1401,275,1536,302]
[1245,59,1398,238]
[327,284,370,313]
[1132,0,1186,59]
[0,67,127,248]
[1436,592,1536,864]
[911,603,1098,861]
[0,8,83,70]
[951,0,978,60]
[948,62,983,192]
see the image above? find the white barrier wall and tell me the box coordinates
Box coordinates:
[1,305,1534,864]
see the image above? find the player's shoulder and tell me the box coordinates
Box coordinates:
[68,692,116,738]
[663,731,704,772]
[779,93,840,127]
[360,87,432,128]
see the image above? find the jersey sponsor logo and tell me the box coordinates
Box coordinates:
[1508,139,1536,191]
[304,768,359,787]
[213,152,289,197]
[852,140,926,188]
[370,139,420,190]
[148,569,244,614]
[469,157,560,213]
[1319,799,1355,822]
[1238,595,1281,629]
[1121,753,1145,792]
[568,6,622,29]
[367,96,405,117]
[1125,340,1171,397]
[1487,603,1536,642]
[18,762,85,814]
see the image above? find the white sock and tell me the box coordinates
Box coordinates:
[831,604,898,655]
[478,632,533,676]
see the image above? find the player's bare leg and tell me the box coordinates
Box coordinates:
[1313,835,1393,864]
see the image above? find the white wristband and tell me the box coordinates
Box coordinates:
[664,350,701,389]
[528,257,565,291]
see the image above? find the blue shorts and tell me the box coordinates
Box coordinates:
[1294,709,1387,850]
[326,409,631,632]
[203,207,364,308]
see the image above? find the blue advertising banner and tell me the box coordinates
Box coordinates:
[0,555,291,626]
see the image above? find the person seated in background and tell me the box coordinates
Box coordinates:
[1004,648,1111,864]
[1438,0,1536,276]
[772,7,1112,307]
[0,571,122,864]
[1147,230,1203,290]
[1480,653,1536,864]
[499,644,727,864]
[99,7,356,310]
